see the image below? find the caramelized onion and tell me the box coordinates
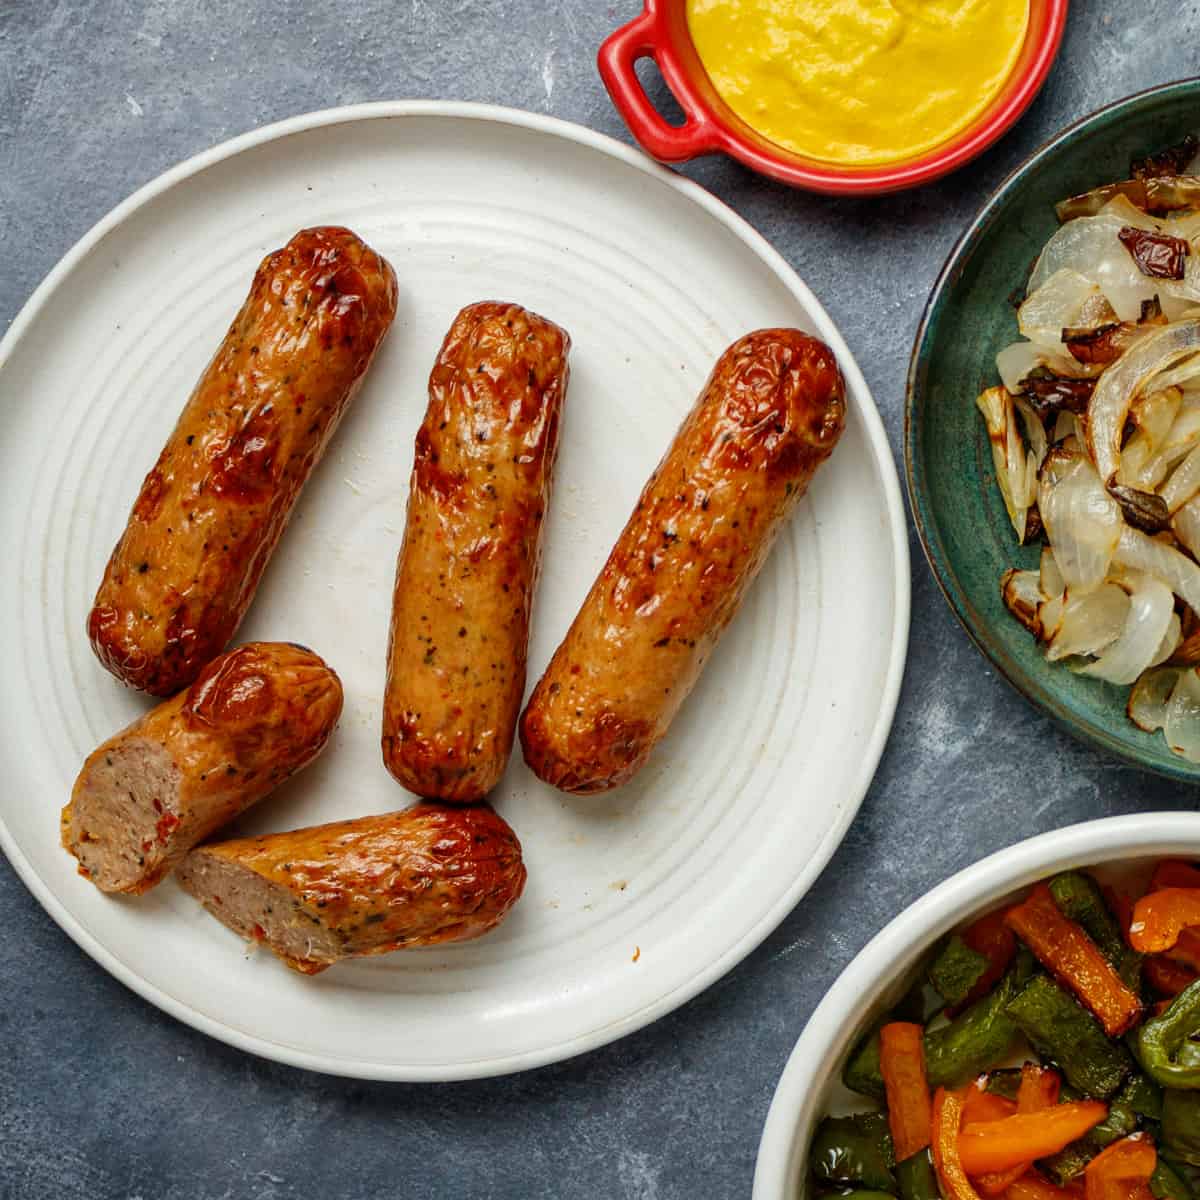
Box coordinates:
[1087,320,1200,487]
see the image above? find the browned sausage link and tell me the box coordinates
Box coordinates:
[88,226,398,695]
[382,302,570,802]
[519,329,846,795]
[62,642,343,895]
[176,804,527,974]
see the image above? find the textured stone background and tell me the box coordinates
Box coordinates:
[1,2,1198,1197]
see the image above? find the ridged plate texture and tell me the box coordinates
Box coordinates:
[0,103,909,1079]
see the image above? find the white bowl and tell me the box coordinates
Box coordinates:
[753,812,1200,1200]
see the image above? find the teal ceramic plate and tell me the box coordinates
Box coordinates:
[908,78,1200,782]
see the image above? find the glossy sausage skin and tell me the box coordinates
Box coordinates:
[62,642,343,894]
[519,329,845,794]
[176,804,526,974]
[88,226,398,696]
[382,302,570,802]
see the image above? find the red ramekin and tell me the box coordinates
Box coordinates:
[598,0,1069,195]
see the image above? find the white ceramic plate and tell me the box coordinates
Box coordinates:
[752,813,1200,1200]
[0,102,908,1080]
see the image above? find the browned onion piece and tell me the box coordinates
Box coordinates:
[1056,180,1150,222]
[1019,368,1096,415]
[1001,568,1043,636]
[1132,136,1200,180]
[1118,226,1191,281]
[1108,483,1172,532]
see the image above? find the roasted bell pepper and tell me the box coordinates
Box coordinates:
[1041,1140,1102,1188]
[958,1103,1109,1175]
[1006,1175,1093,1200]
[1151,862,1200,892]
[960,910,1019,1011]
[986,1070,1024,1101]
[1006,975,1134,1098]
[1168,930,1200,973]
[1007,885,1143,1037]
[811,1111,897,1192]
[977,1065,1063,1196]
[846,955,1031,1100]
[1051,874,1142,991]
[933,1087,983,1200]
[965,1088,1019,1124]
[1150,1159,1196,1200]
[1145,955,1200,999]
[897,1149,941,1200]
[1117,1072,1163,1122]
[1037,1075,1157,1187]
[881,1022,934,1162]
[1084,1135,1156,1200]
[932,937,992,1008]
[1161,1089,1200,1167]
[1133,978,1200,1089]
[1130,890,1200,955]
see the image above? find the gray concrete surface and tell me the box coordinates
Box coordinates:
[1,2,1198,1197]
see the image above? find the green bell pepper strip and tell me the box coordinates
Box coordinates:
[1049,872,1143,991]
[810,1113,896,1192]
[984,1068,1023,1101]
[1135,979,1200,1090]
[1162,1088,1200,1167]
[843,953,1032,1099]
[843,1021,889,1101]
[1037,1074,1152,1183]
[1153,1159,1197,1200]
[928,936,990,1008]
[1006,974,1134,1097]
[1039,1140,1097,1187]
[896,1150,938,1200]
[1120,1071,1164,1121]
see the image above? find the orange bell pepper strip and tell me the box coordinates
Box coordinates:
[1083,1135,1156,1200]
[958,1102,1109,1175]
[1006,884,1142,1036]
[1143,953,1199,998]
[880,1022,933,1161]
[976,1065,1062,1196]
[933,1087,983,1200]
[1129,887,1200,954]
[1151,860,1200,891]
[963,1086,1017,1125]
[956,909,1018,1012]
[1004,1174,1086,1200]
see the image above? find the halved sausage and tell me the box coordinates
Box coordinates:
[62,642,343,894]
[176,804,526,974]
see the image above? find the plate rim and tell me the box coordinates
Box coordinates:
[905,76,1200,785]
[0,99,911,1080]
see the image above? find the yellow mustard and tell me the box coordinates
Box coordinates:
[686,0,1030,166]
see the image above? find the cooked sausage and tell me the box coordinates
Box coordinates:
[519,329,846,794]
[176,804,526,974]
[381,302,570,802]
[62,642,342,894]
[88,226,398,696]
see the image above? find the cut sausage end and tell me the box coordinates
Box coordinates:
[62,739,182,894]
[176,851,339,974]
[176,806,528,974]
